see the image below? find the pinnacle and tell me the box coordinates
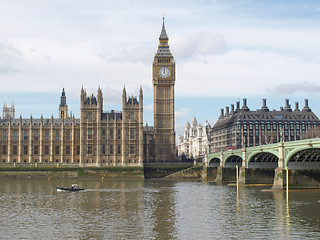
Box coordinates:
[159,17,168,40]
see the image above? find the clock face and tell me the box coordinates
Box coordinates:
[158,67,170,78]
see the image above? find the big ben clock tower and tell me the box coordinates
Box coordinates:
[153,18,176,162]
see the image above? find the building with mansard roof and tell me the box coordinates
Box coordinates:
[0,19,176,166]
[211,98,320,153]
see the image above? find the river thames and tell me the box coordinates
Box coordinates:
[0,179,320,239]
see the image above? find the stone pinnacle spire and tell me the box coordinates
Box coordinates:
[159,17,169,40]
[60,88,66,106]
[156,17,172,56]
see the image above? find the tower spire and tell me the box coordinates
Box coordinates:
[60,88,66,106]
[157,17,172,56]
[160,16,168,40]
[59,88,68,119]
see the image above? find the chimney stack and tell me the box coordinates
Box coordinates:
[302,99,311,112]
[243,98,247,107]
[284,99,292,111]
[241,98,249,111]
[261,98,269,111]
[220,109,224,117]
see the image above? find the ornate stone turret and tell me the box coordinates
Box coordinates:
[59,88,68,119]
[3,103,15,120]
[139,86,143,108]
[79,87,103,166]
[121,86,144,166]
[97,86,103,111]
[60,88,66,106]
[80,86,86,108]
[122,86,127,106]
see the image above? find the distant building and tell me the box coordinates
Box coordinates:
[177,117,212,160]
[210,98,320,152]
[3,103,15,120]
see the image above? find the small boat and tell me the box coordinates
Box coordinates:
[56,184,84,192]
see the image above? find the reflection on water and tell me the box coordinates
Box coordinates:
[0,179,320,239]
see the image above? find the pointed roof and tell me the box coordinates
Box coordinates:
[155,17,172,57]
[159,17,168,40]
[60,88,66,106]
[191,116,197,126]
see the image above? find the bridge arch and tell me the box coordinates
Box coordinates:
[208,157,221,167]
[224,155,242,168]
[286,147,320,169]
[247,151,278,169]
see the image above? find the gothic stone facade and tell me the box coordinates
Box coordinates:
[0,20,176,166]
[0,87,144,166]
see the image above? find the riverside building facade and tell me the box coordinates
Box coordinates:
[0,87,143,166]
[0,19,176,166]
[177,117,212,160]
[210,98,320,152]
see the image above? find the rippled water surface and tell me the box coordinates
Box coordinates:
[1,179,320,239]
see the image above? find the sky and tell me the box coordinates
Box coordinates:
[0,0,320,136]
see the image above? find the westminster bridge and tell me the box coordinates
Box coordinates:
[206,138,320,189]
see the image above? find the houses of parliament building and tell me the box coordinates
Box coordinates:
[0,19,176,166]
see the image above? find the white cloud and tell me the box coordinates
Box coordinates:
[270,82,320,95]
[176,47,320,98]
[98,43,154,64]
[0,41,23,74]
[172,32,226,61]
